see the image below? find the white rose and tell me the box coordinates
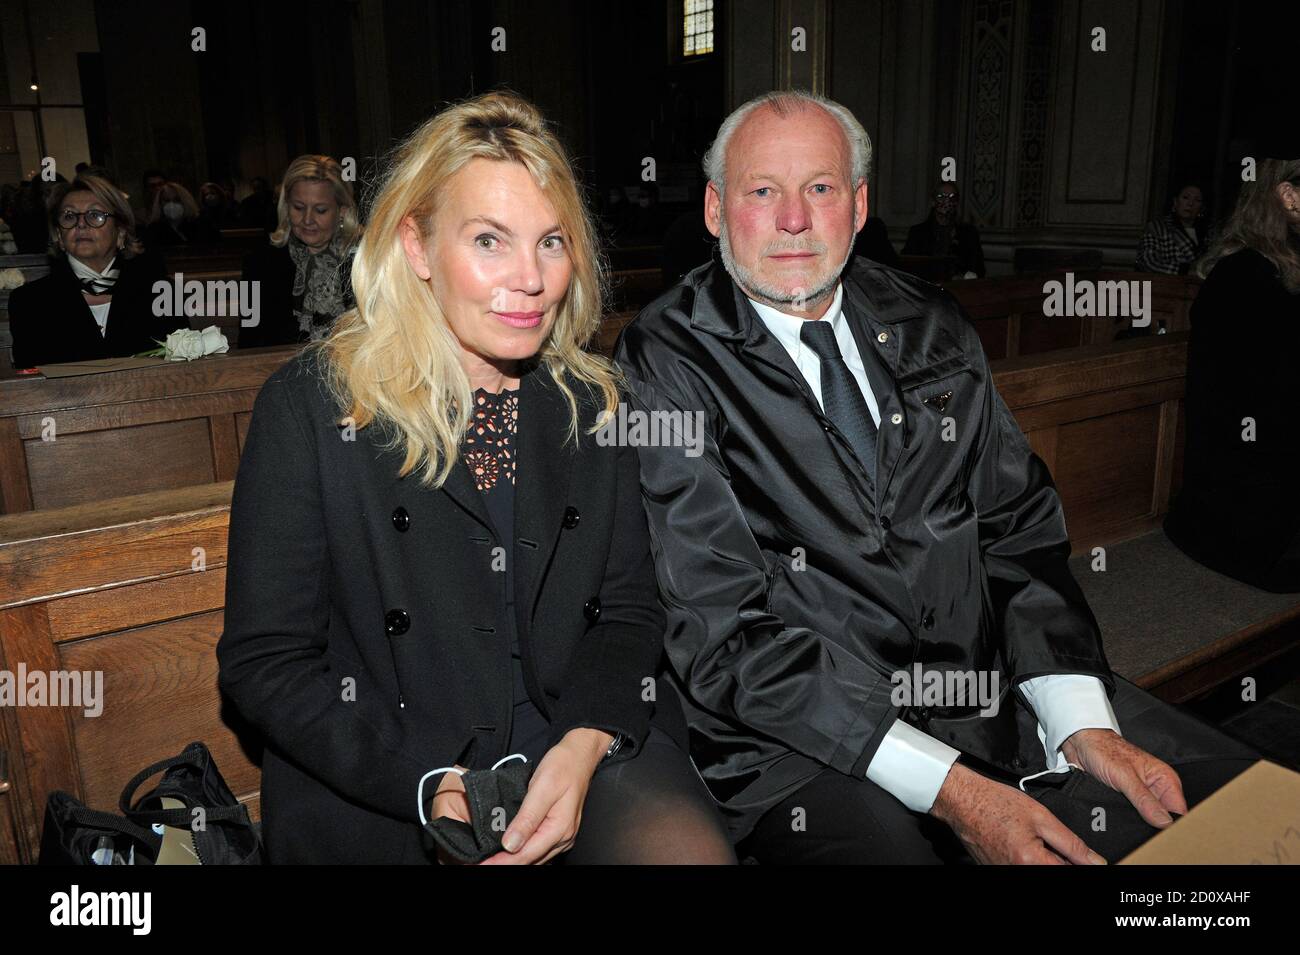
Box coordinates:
[198,325,230,355]
[164,328,207,361]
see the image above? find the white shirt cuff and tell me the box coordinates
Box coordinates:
[864,718,961,813]
[1017,674,1121,777]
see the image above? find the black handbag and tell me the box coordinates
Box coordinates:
[39,790,161,865]
[118,741,263,865]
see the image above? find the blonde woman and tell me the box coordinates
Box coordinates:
[239,155,360,348]
[218,92,736,864]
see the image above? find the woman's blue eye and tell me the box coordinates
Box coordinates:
[475,234,497,249]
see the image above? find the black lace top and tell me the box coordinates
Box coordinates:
[463,387,518,493]
[460,387,531,711]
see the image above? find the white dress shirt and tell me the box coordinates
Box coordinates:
[88,301,111,337]
[745,283,1122,812]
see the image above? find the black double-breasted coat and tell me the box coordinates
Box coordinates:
[217,349,686,863]
[614,256,1118,839]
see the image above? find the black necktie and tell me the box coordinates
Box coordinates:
[799,320,878,484]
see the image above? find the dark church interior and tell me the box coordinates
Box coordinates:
[1,0,1299,891]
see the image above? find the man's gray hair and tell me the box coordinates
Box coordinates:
[702,90,872,196]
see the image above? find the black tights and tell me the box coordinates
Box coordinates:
[559,726,737,865]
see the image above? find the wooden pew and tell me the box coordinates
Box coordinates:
[947,269,1201,361]
[0,347,297,514]
[0,483,249,865]
[995,333,1188,552]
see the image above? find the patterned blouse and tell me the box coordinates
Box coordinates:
[463,388,518,492]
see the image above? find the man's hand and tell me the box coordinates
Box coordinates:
[478,727,613,865]
[1060,728,1186,828]
[930,762,1107,865]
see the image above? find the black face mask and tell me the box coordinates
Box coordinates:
[422,757,534,864]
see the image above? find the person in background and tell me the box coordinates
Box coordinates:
[132,168,167,226]
[143,181,217,247]
[8,175,184,369]
[1163,157,1300,592]
[661,200,716,288]
[903,182,985,278]
[11,176,60,254]
[238,156,360,348]
[853,215,899,267]
[198,181,240,233]
[1136,182,1213,274]
[238,176,277,232]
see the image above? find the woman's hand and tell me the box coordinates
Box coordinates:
[429,764,471,865]
[478,728,613,865]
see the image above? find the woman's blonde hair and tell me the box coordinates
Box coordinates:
[307,90,619,489]
[270,155,360,247]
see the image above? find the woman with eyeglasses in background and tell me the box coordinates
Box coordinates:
[8,175,186,370]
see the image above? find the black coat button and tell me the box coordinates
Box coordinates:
[391,507,410,532]
[915,706,931,721]
[922,612,935,630]
[385,609,410,636]
[879,515,891,531]
[583,597,601,622]
[563,506,581,529]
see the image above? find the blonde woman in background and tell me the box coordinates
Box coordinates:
[239,154,360,348]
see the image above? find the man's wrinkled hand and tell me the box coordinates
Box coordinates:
[1060,728,1186,828]
[930,762,1107,865]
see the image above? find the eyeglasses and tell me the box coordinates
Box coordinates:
[934,193,959,203]
[57,209,116,229]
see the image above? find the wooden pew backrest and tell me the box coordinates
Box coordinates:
[0,482,252,865]
[0,347,297,514]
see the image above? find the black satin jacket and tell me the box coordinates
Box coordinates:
[614,256,1113,838]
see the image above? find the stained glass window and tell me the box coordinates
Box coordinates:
[683,0,714,56]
